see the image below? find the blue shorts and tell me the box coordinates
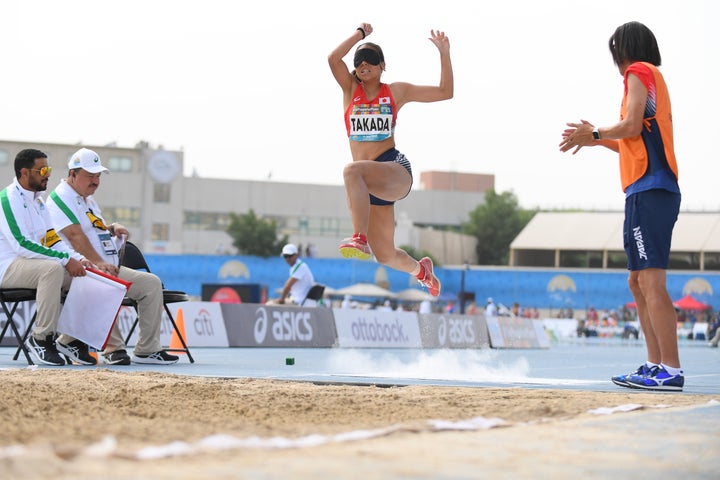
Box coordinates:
[623,189,681,271]
[369,148,413,206]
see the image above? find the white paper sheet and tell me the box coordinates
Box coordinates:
[57,268,131,349]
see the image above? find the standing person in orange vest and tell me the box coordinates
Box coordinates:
[560,21,683,391]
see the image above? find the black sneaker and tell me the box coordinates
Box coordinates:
[56,339,97,366]
[25,335,65,366]
[131,350,180,365]
[104,349,131,365]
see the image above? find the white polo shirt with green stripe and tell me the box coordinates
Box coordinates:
[46,179,120,266]
[0,179,76,283]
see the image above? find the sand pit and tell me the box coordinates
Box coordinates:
[1,368,717,479]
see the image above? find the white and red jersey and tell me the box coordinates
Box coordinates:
[345,83,397,142]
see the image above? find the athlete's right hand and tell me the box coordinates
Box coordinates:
[359,23,373,37]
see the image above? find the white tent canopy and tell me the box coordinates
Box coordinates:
[334,283,397,299]
[396,288,436,302]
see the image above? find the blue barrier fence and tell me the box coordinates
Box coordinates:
[145,254,720,312]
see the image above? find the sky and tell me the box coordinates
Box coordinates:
[2,0,718,211]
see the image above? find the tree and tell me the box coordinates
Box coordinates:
[400,245,439,267]
[462,190,536,265]
[226,209,288,258]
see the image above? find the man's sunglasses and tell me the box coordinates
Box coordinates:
[30,166,53,177]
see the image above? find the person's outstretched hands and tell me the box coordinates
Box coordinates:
[429,29,450,52]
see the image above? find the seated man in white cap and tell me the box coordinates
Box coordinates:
[271,243,316,305]
[485,297,498,318]
[46,147,179,366]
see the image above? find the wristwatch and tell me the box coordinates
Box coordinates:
[592,127,601,140]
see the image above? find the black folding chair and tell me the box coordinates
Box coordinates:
[0,288,37,364]
[301,283,326,306]
[119,241,194,363]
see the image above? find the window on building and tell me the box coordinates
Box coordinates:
[100,207,140,227]
[0,149,8,166]
[153,183,171,203]
[152,223,169,241]
[606,251,627,269]
[512,249,555,267]
[275,215,350,236]
[559,250,604,268]
[668,252,700,270]
[703,252,720,271]
[106,156,133,172]
[183,211,231,230]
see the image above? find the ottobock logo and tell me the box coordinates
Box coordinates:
[351,316,408,343]
[437,316,476,345]
[254,307,314,344]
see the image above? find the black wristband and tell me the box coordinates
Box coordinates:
[357,27,366,39]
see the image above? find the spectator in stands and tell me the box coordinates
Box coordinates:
[485,298,498,318]
[587,306,599,323]
[465,301,478,315]
[708,314,719,347]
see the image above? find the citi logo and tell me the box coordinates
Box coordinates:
[633,226,648,260]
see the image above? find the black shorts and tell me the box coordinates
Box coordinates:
[368,148,413,206]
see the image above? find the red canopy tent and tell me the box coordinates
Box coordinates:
[672,294,710,311]
[625,295,710,311]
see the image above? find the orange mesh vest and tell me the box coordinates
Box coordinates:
[618,62,678,191]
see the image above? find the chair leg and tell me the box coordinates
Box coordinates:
[164,304,194,363]
[123,317,139,346]
[13,311,36,364]
[0,301,34,365]
[0,313,10,342]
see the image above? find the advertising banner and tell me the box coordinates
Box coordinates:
[418,313,490,349]
[222,304,337,347]
[486,316,550,349]
[167,302,229,347]
[333,309,422,348]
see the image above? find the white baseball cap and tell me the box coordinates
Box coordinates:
[68,148,110,174]
[281,244,298,256]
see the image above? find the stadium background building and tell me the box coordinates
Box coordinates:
[2,139,719,312]
[0,139,484,264]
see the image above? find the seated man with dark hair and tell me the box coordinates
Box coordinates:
[0,148,94,365]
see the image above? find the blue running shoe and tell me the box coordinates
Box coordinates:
[611,364,649,388]
[626,366,684,392]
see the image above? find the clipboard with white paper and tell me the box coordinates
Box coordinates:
[57,268,132,350]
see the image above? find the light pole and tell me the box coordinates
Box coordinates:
[460,260,469,314]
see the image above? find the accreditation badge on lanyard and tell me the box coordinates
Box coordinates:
[98,232,117,256]
[86,209,117,256]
